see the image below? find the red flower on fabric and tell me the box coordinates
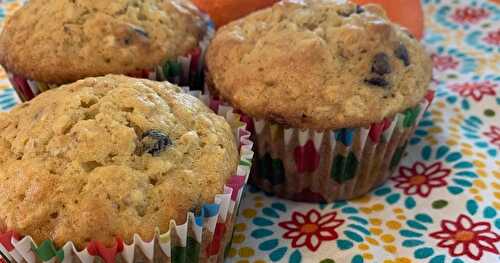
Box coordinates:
[451,7,489,24]
[483,29,500,46]
[391,162,450,197]
[449,81,497,101]
[484,125,500,149]
[431,54,459,71]
[430,215,500,260]
[278,209,344,252]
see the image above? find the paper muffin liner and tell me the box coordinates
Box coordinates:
[6,16,214,102]
[209,90,435,203]
[0,89,254,263]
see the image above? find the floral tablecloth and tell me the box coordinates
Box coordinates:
[0,0,499,263]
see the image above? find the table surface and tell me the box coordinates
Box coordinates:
[0,1,499,263]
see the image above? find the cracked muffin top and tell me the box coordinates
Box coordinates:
[206,0,432,130]
[0,75,238,248]
[0,0,205,84]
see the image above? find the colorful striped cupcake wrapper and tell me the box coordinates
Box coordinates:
[0,90,254,263]
[209,90,435,203]
[6,18,214,102]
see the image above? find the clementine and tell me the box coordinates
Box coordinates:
[192,0,279,28]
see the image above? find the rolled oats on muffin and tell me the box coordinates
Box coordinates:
[0,75,253,262]
[206,0,434,202]
[0,0,210,101]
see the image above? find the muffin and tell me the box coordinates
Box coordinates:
[206,0,434,202]
[0,0,211,101]
[0,75,253,262]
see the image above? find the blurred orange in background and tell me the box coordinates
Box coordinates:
[352,0,424,39]
[193,0,424,40]
[192,0,279,27]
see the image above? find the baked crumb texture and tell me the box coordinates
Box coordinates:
[206,0,432,130]
[0,75,241,250]
[0,0,204,84]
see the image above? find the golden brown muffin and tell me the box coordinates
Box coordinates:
[0,0,204,84]
[0,75,238,249]
[206,0,432,130]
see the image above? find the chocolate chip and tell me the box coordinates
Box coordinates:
[140,130,172,156]
[365,77,389,87]
[123,36,132,45]
[372,53,391,75]
[149,177,158,186]
[395,44,410,66]
[356,5,364,14]
[50,212,58,219]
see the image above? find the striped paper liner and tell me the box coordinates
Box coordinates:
[0,90,254,263]
[209,90,435,203]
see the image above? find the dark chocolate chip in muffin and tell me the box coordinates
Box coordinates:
[123,36,132,45]
[140,130,172,156]
[395,44,410,66]
[356,5,364,14]
[365,77,389,87]
[372,53,391,75]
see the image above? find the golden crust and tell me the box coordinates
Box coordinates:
[0,0,204,84]
[0,75,238,249]
[206,0,432,130]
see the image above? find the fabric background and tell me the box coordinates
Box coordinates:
[0,0,498,262]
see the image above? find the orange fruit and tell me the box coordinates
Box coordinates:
[353,0,424,39]
[192,0,279,28]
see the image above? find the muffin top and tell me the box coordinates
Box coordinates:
[0,75,238,248]
[0,0,204,84]
[206,0,432,130]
